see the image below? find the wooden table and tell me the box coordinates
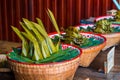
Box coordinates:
[0,41,120,80]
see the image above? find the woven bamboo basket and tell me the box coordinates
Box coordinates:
[49,32,106,67]
[102,33,120,50]
[94,16,120,50]
[80,39,106,67]
[76,24,120,50]
[7,44,82,80]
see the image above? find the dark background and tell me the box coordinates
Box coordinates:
[0,0,118,42]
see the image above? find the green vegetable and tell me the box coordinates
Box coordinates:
[47,9,60,51]
[11,26,29,57]
[114,10,120,22]
[94,19,113,33]
[35,48,72,63]
[47,9,60,34]
[53,49,79,62]
[10,10,60,61]
[8,51,34,63]
[61,26,89,47]
[9,9,79,63]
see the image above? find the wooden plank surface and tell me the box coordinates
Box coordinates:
[0,41,21,53]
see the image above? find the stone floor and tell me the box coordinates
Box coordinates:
[0,41,120,80]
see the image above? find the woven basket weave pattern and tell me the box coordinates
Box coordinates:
[8,57,79,80]
[7,44,81,80]
[80,42,106,67]
[103,33,120,50]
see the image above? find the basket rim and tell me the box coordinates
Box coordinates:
[94,15,113,22]
[48,32,107,49]
[7,44,82,66]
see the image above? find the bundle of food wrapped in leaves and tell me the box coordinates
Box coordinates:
[53,26,104,49]
[94,19,113,33]
[95,10,120,24]
[114,10,120,22]
[61,26,87,45]
[79,19,120,34]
